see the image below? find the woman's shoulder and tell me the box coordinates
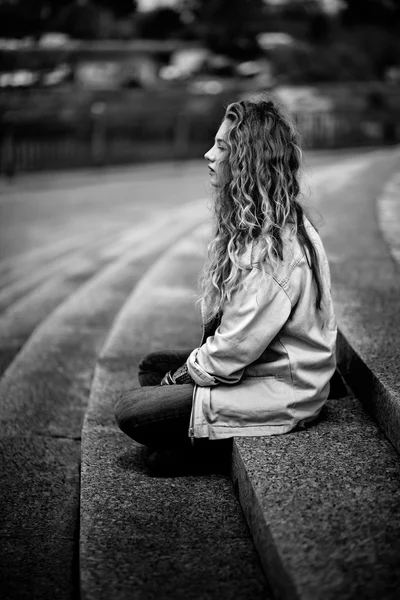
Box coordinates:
[247,226,303,268]
[238,216,326,275]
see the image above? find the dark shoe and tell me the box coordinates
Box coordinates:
[328,368,350,399]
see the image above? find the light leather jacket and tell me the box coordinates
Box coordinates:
[187,218,337,440]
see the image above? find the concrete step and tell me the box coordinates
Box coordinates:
[0,160,208,265]
[80,224,271,600]
[0,201,208,377]
[0,228,125,312]
[0,199,194,289]
[232,395,400,600]
[0,203,207,600]
[0,224,113,287]
[0,199,206,312]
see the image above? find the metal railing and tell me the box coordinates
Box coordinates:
[1,104,399,176]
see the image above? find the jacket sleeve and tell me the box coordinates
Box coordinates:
[187,266,292,386]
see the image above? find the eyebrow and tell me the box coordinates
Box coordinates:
[215,137,228,145]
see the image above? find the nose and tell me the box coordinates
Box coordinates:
[204,148,214,162]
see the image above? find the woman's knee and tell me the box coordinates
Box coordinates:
[138,352,167,386]
[115,389,163,447]
[138,351,165,372]
[114,390,141,436]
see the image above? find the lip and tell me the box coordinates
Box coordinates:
[208,167,215,174]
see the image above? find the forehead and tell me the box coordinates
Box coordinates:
[215,119,231,142]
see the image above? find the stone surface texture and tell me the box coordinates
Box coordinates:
[0,437,80,600]
[80,225,271,600]
[233,398,400,600]
[81,428,270,600]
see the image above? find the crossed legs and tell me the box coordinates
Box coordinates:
[114,350,194,449]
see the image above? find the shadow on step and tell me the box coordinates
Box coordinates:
[116,439,232,478]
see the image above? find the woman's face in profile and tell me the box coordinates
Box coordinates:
[204,119,230,188]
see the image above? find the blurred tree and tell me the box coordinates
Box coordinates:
[0,0,66,37]
[341,0,400,29]
[279,0,321,19]
[339,1,400,78]
[181,0,266,58]
[270,40,373,83]
[308,11,335,43]
[96,0,137,18]
[55,1,104,40]
[346,24,400,78]
[135,7,184,40]
[272,0,336,42]
[0,0,138,38]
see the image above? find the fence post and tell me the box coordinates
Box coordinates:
[173,110,190,161]
[90,102,106,167]
[1,113,16,178]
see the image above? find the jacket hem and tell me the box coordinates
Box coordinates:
[191,421,298,440]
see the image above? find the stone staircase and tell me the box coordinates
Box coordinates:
[1,151,399,600]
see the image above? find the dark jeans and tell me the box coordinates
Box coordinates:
[115,350,195,448]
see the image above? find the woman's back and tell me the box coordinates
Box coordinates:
[247,218,337,399]
[187,217,337,439]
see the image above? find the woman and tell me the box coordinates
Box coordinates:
[115,98,337,459]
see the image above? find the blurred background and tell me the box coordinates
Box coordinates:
[0,0,400,175]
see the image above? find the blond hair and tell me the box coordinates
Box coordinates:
[200,98,322,322]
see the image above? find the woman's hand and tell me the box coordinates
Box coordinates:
[160,371,175,386]
[160,363,194,385]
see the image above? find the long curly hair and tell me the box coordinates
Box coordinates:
[200,98,323,322]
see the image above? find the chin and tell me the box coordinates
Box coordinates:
[209,175,218,187]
